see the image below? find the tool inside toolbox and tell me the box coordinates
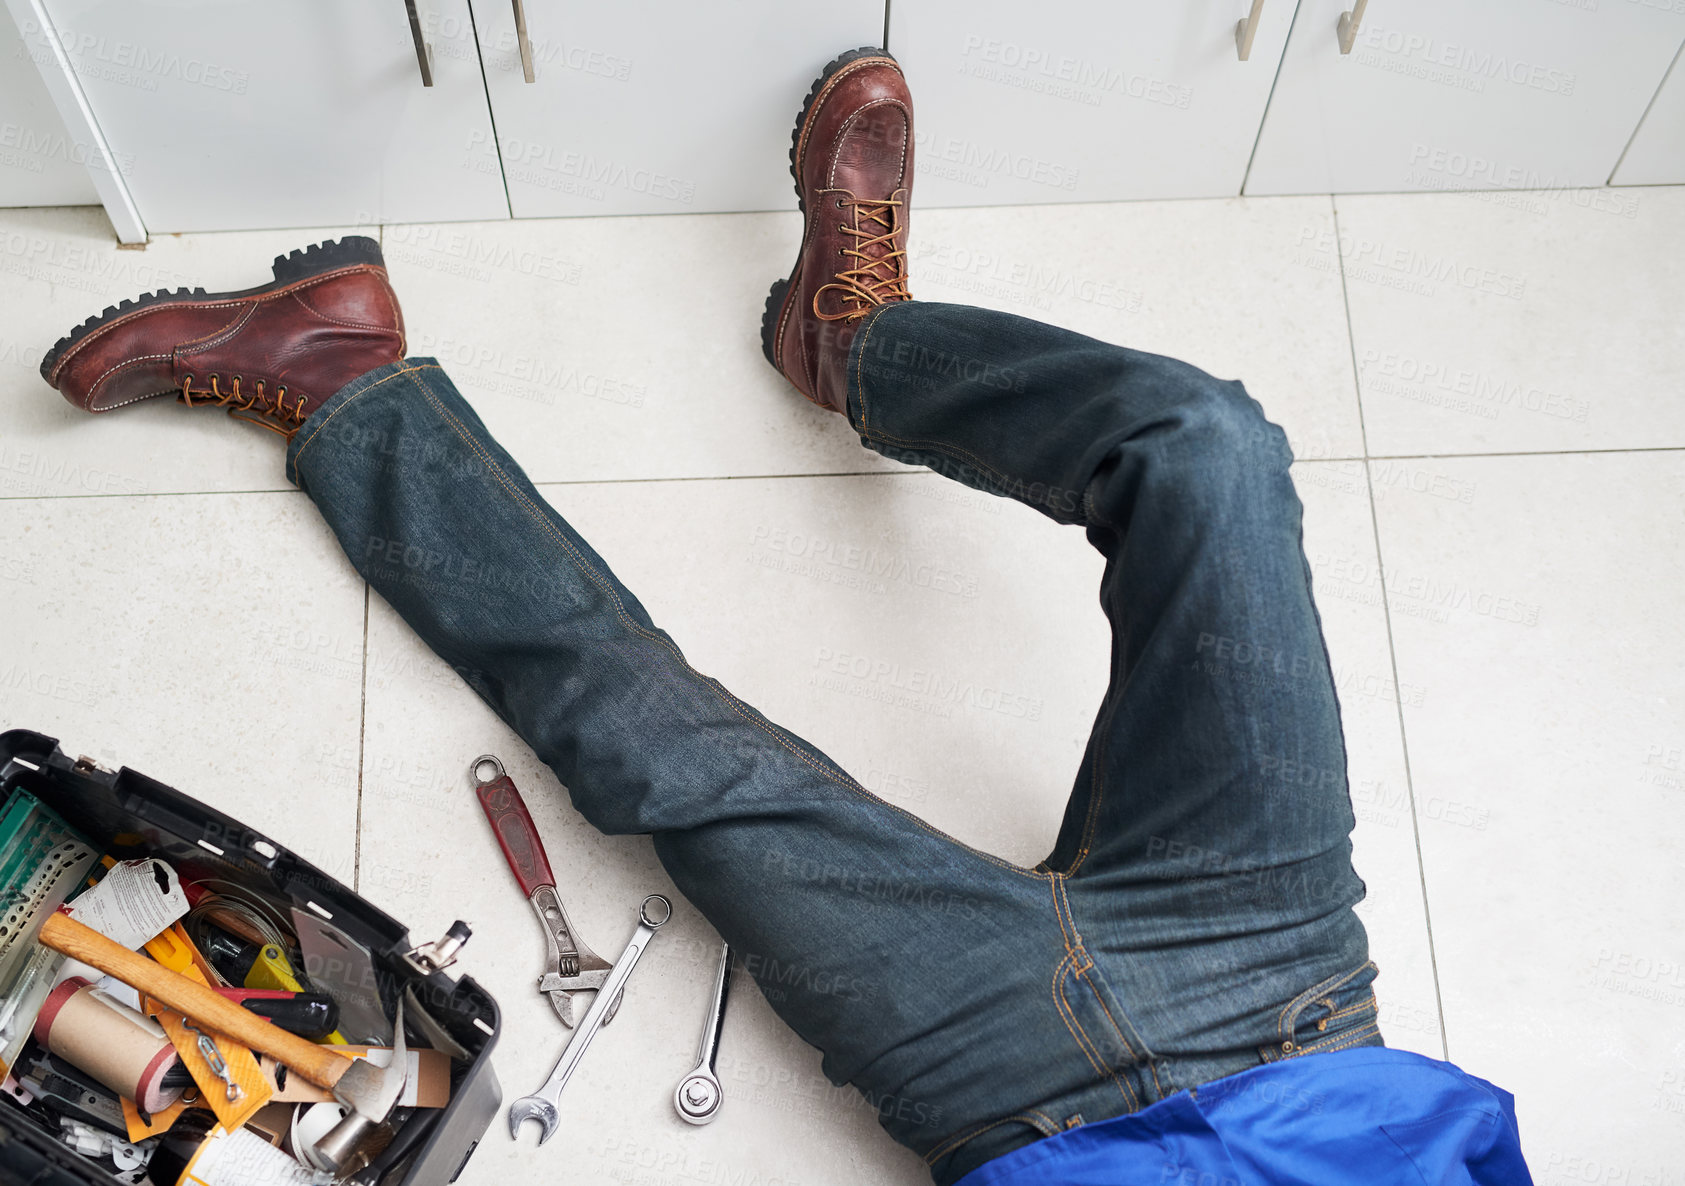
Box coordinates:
[0,738,500,1185]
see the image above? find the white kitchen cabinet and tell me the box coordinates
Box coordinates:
[0,4,97,206]
[1612,45,1685,186]
[885,0,1295,206]
[33,0,508,233]
[469,0,884,217]
[1247,0,1685,195]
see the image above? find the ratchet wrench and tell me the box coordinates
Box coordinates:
[508,894,671,1144]
[673,941,733,1124]
[470,755,622,1028]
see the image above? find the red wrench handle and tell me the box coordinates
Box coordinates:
[475,774,556,897]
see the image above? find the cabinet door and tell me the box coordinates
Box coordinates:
[1,4,97,206]
[886,0,1294,206]
[36,0,508,232]
[471,0,885,217]
[1247,0,1685,195]
[1613,46,1685,186]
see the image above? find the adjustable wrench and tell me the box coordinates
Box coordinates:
[508,895,671,1144]
[470,755,621,1028]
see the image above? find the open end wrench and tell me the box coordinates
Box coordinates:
[673,941,732,1124]
[508,894,671,1145]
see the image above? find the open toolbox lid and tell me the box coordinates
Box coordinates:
[0,728,502,1185]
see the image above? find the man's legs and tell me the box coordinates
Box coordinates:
[284,312,1379,1180]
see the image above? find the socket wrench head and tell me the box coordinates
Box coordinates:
[674,1070,722,1124]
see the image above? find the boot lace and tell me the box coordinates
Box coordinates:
[180,374,310,438]
[814,192,911,323]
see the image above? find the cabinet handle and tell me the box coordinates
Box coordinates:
[1337,0,1368,54]
[404,0,434,87]
[1235,0,1266,62]
[512,0,535,82]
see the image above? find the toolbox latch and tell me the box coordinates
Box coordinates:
[405,920,472,975]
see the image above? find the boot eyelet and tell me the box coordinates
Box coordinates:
[836,198,845,208]
[838,223,849,232]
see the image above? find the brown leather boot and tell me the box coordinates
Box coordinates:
[762,48,913,415]
[41,236,405,438]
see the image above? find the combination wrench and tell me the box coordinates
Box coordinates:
[508,895,671,1144]
[673,941,733,1124]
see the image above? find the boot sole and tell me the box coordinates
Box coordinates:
[762,47,900,370]
[39,235,386,386]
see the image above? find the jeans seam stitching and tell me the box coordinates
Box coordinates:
[1286,1021,1381,1059]
[1326,997,1378,1024]
[1073,963,1137,1062]
[1276,960,1377,1039]
[1056,876,1161,1100]
[1025,1109,1059,1133]
[853,302,895,431]
[1063,499,1123,876]
[920,1113,1057,1167]
[289,362,431,481]
[1050,877,1139,1108]
[415,377,1044,880]
[1049,875,1075,949]
[1076,966,1150,1098]
[1065,968,1137,1107]
[1051,952,1114,1088]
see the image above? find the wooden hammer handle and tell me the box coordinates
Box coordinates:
[39,911,351,1090]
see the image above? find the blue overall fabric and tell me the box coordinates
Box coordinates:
[953,1048,1531,1186]
[285,299,1524,1184]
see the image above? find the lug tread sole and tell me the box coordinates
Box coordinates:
[40,234,385,384]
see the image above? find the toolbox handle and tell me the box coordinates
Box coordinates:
[38,912,354,1090]
[474,774,556,897]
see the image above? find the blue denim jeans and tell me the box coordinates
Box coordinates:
[286,301,1380,1185]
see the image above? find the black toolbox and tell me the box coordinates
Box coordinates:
[0,729,502,1185]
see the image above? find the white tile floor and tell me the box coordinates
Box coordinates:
[2,187,1681,1183]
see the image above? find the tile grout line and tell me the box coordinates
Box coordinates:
[0,469,902,501]
[354,582,370,894]
[347,229,386,895]
[1358,445,1685,461]
[1329,194,1451,1063]
[10,442,1685,506]
[4,447,1683,505]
